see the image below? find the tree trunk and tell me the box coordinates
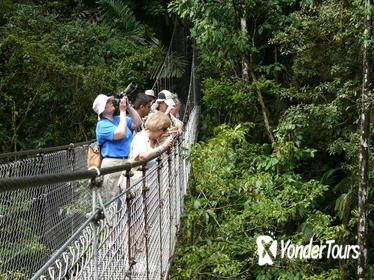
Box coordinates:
[240,17,249,81]
[339,191,353,280]
[241,15,275,144]
[250,69,276,144]
[357,0,371,279]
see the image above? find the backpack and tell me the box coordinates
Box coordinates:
[87,141,102,168]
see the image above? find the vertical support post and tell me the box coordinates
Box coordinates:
[88,171,105,280]
[173,142,179,232]
[192,46,196,105]
[67,144,75,235]
[177,138,183,215]
[125,168,135,279]
[92,188,99,280]
[89,176,99,280]
[157,157,164,279]
[174,141,180,233]
[36,152,45,175]
[141,164,150,280]
[67,143,76,171]
[167,149,173,257]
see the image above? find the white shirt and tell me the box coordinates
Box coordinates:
[130,130,157,168]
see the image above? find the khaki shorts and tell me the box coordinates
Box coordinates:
[100,157,129,203]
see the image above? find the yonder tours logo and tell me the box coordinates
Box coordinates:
[257,235,278,265]
[256,235,360,266]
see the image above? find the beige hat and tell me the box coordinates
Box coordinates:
[145,89,155,97]
[156,90,175,106]
[92,94,113,119]
[157,90,173,99]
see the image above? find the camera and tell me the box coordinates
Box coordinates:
[114,81,137,101]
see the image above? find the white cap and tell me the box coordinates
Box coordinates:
[145,89,155,97]
[156,90,175,106]
[164,99,175,106]
[92,94,113,119]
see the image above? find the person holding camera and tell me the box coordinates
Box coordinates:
[92,94,142,202]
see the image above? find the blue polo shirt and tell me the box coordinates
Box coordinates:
[96,116,133,157]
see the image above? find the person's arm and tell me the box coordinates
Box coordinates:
[113,97,128,140]
[134,137,174,161]
[170,114,184,134]
[127,104,142,130]
[165,104,175,115]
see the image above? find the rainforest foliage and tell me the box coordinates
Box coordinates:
[168,0,373,279]
[0,0,373,279]
[0,0,170,152]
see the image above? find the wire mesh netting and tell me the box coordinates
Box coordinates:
[1,23,199,278]
[0,106,199,280]
[0,146,92,279]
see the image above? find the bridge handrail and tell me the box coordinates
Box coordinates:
[0,20,199,279]
[29,140,180,280]
[30,105,199,280]
[0,138,175,192]
[0,139,95,160]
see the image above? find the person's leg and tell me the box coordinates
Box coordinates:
[100,158,122,203]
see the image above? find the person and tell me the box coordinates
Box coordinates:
[153,90,183,141]
[92,94,142,202]
[133,93,153,133]
[171,93,181,119]
[129,111,174,182]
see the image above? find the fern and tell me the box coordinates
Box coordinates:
[97,0,146,45]
[334,177,355,221]
[151,51,187,79]
[320,167,341,186]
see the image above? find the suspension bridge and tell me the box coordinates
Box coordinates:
[0,25,200,280]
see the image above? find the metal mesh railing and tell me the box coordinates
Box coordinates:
[0,106,199,280]
[0,21,199,279]
[0,146,93,280]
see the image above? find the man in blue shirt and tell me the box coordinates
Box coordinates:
[93,94,142,202]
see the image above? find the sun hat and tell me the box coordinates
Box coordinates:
[145,89,155,98]
[164,99,175,106]
[92,94,113,119]
[156,90,175,106]
[157,90,174,100]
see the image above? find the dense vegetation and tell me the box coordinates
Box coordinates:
[168,0,373,279]
[0,0,372,279]
[0,0,169,152]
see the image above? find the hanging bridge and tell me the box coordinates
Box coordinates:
[0,26,200,280]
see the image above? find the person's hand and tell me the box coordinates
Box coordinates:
[169,127,179,133]
[165,104,175,115]
[177,127,183,135]
[162,136,174,149]
[161,129,171,137]
[161,127,177,137]
[119,96,128,112]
